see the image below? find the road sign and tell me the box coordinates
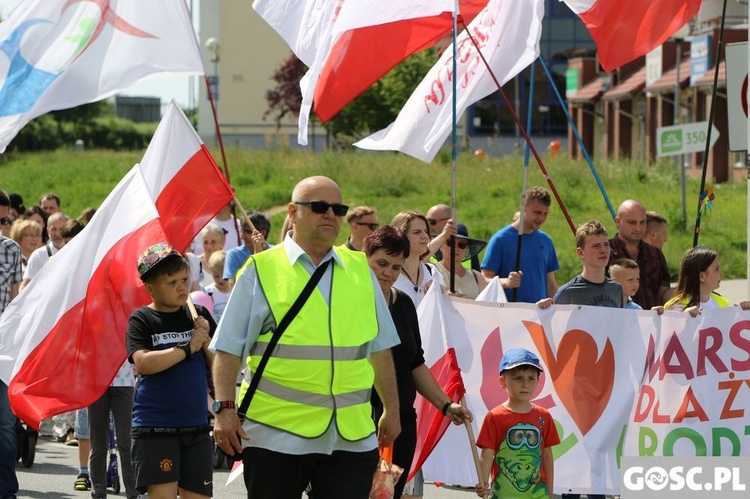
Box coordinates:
[656,121,720,157]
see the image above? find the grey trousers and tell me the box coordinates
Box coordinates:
[87,386,137,499]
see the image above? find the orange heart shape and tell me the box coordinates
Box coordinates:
[524,321,615,435]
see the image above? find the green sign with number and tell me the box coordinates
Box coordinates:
[656,122,719,157]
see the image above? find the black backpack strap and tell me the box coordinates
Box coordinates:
[237,258,332,419]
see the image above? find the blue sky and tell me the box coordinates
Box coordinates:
[0,0,198,108]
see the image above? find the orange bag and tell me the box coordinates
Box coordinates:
[368,445,404,499]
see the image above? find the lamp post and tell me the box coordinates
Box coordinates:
[205,37,221,105]
[204,37,221,145]
[672,24,691,227]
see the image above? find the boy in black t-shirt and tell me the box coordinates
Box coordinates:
[126,243,216,499]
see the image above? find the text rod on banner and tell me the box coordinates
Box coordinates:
[0,103,234,427]
[414,292,750,494]
[0,0,204,153]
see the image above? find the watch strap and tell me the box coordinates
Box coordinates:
[216,400,235,412]
[178,341,192,360]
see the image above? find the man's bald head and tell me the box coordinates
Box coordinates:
[291,176,341,203]
[615,199,647,244]
[426,203,451,235]
[289,176,344,253]
[617,200,645,219]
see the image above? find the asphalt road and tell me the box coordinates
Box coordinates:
[16,436,474,498]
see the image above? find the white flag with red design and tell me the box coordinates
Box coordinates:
[0,0,203,152]
[0,102,234,428]
[355,0,544,163]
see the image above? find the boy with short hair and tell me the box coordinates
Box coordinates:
[126,243,216,499]
[554,220,623,308]
[205,250,231,322]
[475,348,560,499]
[610,258,642,310]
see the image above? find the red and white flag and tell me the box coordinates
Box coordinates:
[562,0,703,72]
[255,0,491,135]
[0,0,203,152]
[0,102,234,427]
[355,0,544,163]
[410,276,468,481]
[312,0,490,124]
[255,0,458,145]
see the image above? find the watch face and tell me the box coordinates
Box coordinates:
[212,400,221,413]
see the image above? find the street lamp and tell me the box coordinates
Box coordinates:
[672,23,691,227]
[205,37,221,76]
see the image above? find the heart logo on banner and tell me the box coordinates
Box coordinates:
[524,321,615,436]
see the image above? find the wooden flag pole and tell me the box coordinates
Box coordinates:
[461,395,487,496]
[231,196,257,233]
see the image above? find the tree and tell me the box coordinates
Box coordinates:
[264,50,438,146]
[264,54,305,125]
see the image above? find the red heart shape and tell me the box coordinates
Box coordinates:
[524,321,615,435]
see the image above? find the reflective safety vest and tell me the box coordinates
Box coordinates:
[240,245,378,440]
[671,291,730,309]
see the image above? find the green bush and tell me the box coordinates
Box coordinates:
[8,104,156,152]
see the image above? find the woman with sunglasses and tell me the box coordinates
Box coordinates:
[435,222,488,300]
[363,226,472,499]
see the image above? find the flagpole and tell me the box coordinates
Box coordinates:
[512,61,536,302]
[204,75,241,247]
[538,55,616,222]
[231,196,257,233]
[461,396,486,495]
[459,20,576,235]
[449,2,459,294]
[693,0,728,247]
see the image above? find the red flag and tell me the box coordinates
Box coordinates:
[0,102,234,427]
[409,347,466,481]
[313,0,488,123]
[563,0,702,72]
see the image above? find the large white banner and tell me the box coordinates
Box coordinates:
[417,286,750,495]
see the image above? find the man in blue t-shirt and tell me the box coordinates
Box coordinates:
[481,187,559,303]
[223,210,272,284]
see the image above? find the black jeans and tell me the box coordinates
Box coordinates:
[243,446,379,499]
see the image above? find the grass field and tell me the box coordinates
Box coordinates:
[0,146,746,281]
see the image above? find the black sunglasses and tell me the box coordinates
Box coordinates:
[294,201,349,217]
[427,217,450,226]
[353,222,379,230]
[0,217,10,226]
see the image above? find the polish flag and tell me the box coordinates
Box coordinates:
[0,103,234,427]
[312,0,490,123]
[411,277,468,481]
[562,0,703,72]
[0,0,203,152]
[254,0,489,145]
[355,0,543,162]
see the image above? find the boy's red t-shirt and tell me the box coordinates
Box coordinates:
[476,404,560,494]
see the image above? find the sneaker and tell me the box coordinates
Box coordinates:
[74,473,91,491]
[65,431,78,447]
